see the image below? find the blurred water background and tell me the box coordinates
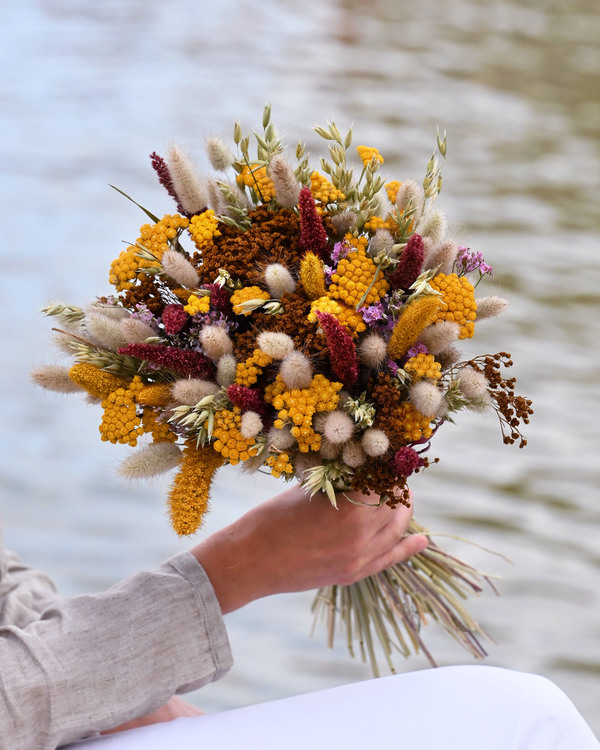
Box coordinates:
[1,0,599,735]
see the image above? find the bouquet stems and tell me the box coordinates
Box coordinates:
[311,520,498,677]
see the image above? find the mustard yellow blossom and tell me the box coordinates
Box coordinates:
[184,294,211,316]
[388,296,445,360]
[236,164,276,201]
[230,286,270,316]
[211,407,259,465]
[142,408,177,443]
[356,145,384,167]
[404,353,442,381]
[329,246,389,309]
[68,363,130,400]
[188,209,221,251]
[99,376,145,446]
[386,181,402,204]
[429,273,477,339]
[309,171,345,204]
[308,296,366,337]
[235,349,273,387]
[299,252,327,300]
[266,452,294,479]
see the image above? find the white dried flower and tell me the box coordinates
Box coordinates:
[120,318,158,344]
[436,345,462,369]
[476,296,509,320]
[240,411,263,439]
[410,380,444,417]
[268,424,296,450]
[280,351,312,390]
[118,442,182,480]
[264,263,296,298]
[199,325,233,360]
[330,210,357,236]
[419,208,447,244]
[171,379,220,405]
[458,366,490,402]
[30,365,82,393]
[161,249,200,289]
[419,321,460,354]
[323,411,354,444]
[396,179,424,219]
[358,334,388,369]
[256,331,295,360]
[268,154,301,208]
[166,142,208,215]
[205,136,234,172]
[423,239,458,274]
[85,313,128,351]
[342,440,367,468]
[216,354,237,386]
[361,428,390,457]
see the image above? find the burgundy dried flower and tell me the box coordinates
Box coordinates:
[315,312,358,387]
[298,186,330,259]
[149,152,188,216]
[162,304,189,335]
[205,283,233,316]
[227,384,268,416]
[118,343,214,379]
[392,446,425,478]
[389,233,425,290]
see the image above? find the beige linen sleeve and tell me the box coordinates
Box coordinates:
[0,549,233,750]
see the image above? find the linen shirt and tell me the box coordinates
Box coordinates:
[0,521,233,750]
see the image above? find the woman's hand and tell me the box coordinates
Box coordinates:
[101,696,203,735]
[192,484,427,614]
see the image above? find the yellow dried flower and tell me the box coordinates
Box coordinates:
[356,145,384,166]
[385,181,402,204]
[188,209,221,251]
[404,352,442,381]
[230,286,270,316]
[184,294,211,316]
[266,452,294,478]
[299,252,327,300]
[329,246,389,309]
[395,401,434,444]
[388,296,445,360]
[309,171,345,204]
[99,376,145,446]
[236,164,276,201]
[136,383,173,407]
[429,273,477,339]
[363,215,398,234]
[235,348,273,387]
[212,407,259,465]
[168,442,224,535]
[69,363,130,400]
[141,408,177,443]
[308,296,366,337]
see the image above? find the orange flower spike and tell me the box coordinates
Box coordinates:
[388,296,445,360]
[68,363,130,400]
[299,252,327,300]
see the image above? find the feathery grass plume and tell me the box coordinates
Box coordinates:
[161,249,200,289]
[389,233,425,290]
[268,153,301,208]
[280,350,313,390]
[199,325,233,360]
[206,179,227,214]
[322,411,354,444]
[31,365,83,393]
[419,208,447,245]
[388,295,444,360]
[86,313,129,351]
[423,238,458,274]
[88,303,130,320]
[168,442,224,535]
[165,142,208,215]
[358,333,387,369]
[299,252,327,300]
[216,353,237,386]
[392,446,425,478]
[457,366,490,403]
[436,345,462,369]
[369,228,395,256]
[268,424,296,450]
[68,363,130,399]
[396,179,424,218]
[298,186,330,259]
[161,304,188,335]
[409,380,444,417]
[171,378,220,405]
[256,331,294,360]
[150,151,186,215]
[240,411,263,439]
[418,320,460,354]
[315,312,359,387]
[120,317,159,343]
[342,440,367,468]
[361,428,390,457]
[205,136,234,172]
[476,296,509,320]
[118,343,214,379]
[320,437,341,460]
[330,210,357,237]
[264,263,296,298]
[118,442,182,480]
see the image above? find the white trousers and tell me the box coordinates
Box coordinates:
[68,666,599,750]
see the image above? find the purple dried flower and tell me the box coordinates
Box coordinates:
[455,246,494,276]
[406,342,428,358]
[361,303,385,324]
[330,240,352,265]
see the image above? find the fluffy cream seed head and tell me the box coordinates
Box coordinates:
[171,379,220,405]
[476,296,509,320]
[256,331,295,360]
[330,210,357,236]
[161,249,200,289]
[358,333,388,369]
[264,263,296,299]
[319,438,341,460]
[216,354,237,386]
[423,239,458,275]
[85,314,128,351]
[342,440,367,468]
[419,321,460,355]
[120,318,158,344]
[369,228,395,256]
[419,208,447,245]
[436,345,462,369]
[457,366,490,403]
[240,411,263,439]
[361,428,390,457]
[30,365,82,393]
[268,154,301,208]
[205,136,234,172]
[206,179,227,214]
[268,424,296,450]
[323,411,355,444]
[410,380,444,418]
[200,325,234,360]
[166,142,208,215]
[280,351,312,390]
[396,179,424,220]
[118,442,182,480]
[293,454,321,481]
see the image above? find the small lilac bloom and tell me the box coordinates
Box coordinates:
[456,246,494,276]
[330,240,351,265]
[407,342,428,358]
[387,359,399,376]
[361,303,385,324]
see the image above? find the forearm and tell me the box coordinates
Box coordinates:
[0,552,232,750]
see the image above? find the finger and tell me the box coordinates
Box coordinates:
[359,533,429,580]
